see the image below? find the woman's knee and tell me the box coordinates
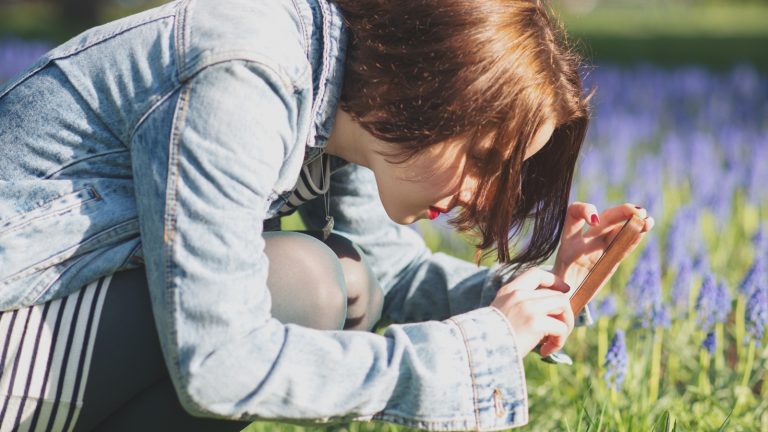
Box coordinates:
[262,231,347,330]
[322,233,384,331]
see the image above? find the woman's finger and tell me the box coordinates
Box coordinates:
[597,213,654,253]
[537,317,571,356]
[643,216,655,232]
[550,299,576,332]
[518,293,571,317]
[497,287,571,305]
[561,201,600,240]
[499,268,571,295]
[585,203,647,238]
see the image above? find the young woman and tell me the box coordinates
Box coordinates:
[0,0,654,430]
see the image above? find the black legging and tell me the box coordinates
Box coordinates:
[76,268,249,432]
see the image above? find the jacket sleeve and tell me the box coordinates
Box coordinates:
[298,162,513,323]
[131,59,530,430]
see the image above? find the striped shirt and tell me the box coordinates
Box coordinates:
[0,276,111,432]
[277,152,332,217]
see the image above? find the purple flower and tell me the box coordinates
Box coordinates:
[754,225,768,255]
[626,239,666,327]
[661,133,688,186]
[0,38,52,82]
[747,144,768,205]
[692,247,710,276]
[696,272,719,330]
[629,155,664,218]
[689,135,721,207]
[714,279,732,324]
[702,330,716,354]
[711,169,737,224]
[586,183,607,215]
[664,205,698,273]
[739,256,766,298]
[746,284,767,346]
[671,260,693,312]
[650,301,671,328]
[593,295,617,321]
[604,330,628,391]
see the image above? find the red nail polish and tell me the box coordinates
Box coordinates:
[591,214,599,225]
[635,206,643,209]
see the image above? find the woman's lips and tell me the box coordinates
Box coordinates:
[427,206,447,220]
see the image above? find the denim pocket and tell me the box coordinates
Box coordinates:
[0,186,101,238]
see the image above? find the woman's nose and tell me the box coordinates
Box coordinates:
[436,177,476,211]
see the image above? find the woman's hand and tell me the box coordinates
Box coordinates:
[491,268,575,357]
[552,202,655,291]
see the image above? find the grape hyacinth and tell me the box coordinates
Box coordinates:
[714,279,732,325]
[671,259,693,312]
[745,284,767,346]
[739,256,766,298]
[664,214,687,274]
[692,246,710,275]
[702,330,717,354]
[695,272,719,330]
[650,301,671,329]
[626,239,667,328]
[753,224,768,255]
[604,330,628,391]
[576,66,768,215]
[593,294,617,321]
[0,38,51,82]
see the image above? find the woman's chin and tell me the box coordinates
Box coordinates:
[383,207,419,225]
[391,214,416,225]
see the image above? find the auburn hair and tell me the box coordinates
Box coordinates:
[334,0,591,268]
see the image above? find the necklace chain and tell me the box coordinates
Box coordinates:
[320,153,334,240]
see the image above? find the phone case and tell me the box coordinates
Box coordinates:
[569,214,646,315]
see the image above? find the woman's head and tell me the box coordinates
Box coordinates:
[332,0,591,267]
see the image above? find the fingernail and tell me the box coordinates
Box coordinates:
[590,214,599,225]
[635,206,643,209]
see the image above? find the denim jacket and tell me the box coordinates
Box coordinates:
[0,0,588,429]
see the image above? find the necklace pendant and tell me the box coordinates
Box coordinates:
[322,216,334,241]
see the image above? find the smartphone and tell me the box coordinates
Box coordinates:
[569,214,646,315]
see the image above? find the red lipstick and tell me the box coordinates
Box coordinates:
[427,206,445,220]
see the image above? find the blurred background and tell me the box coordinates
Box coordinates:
[1,0,767,430]
[1,0,767,76]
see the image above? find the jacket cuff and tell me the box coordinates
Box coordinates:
[446,307,529,430]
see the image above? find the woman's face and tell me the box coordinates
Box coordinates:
[368,121,556,224]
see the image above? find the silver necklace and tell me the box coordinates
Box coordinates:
[320,153,334,241]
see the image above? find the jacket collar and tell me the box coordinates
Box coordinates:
[305,0,347,149]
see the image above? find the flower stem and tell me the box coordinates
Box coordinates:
[741,339,756,388]
[698,347,711,394]
[715,323,725,378]
[598,318,608,376]
[649,327,663,403]
[734,295,746,361]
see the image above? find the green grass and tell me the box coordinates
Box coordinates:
[557,4,768,37]
[554,4,768,70]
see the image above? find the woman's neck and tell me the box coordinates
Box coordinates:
[324,109,374,168]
